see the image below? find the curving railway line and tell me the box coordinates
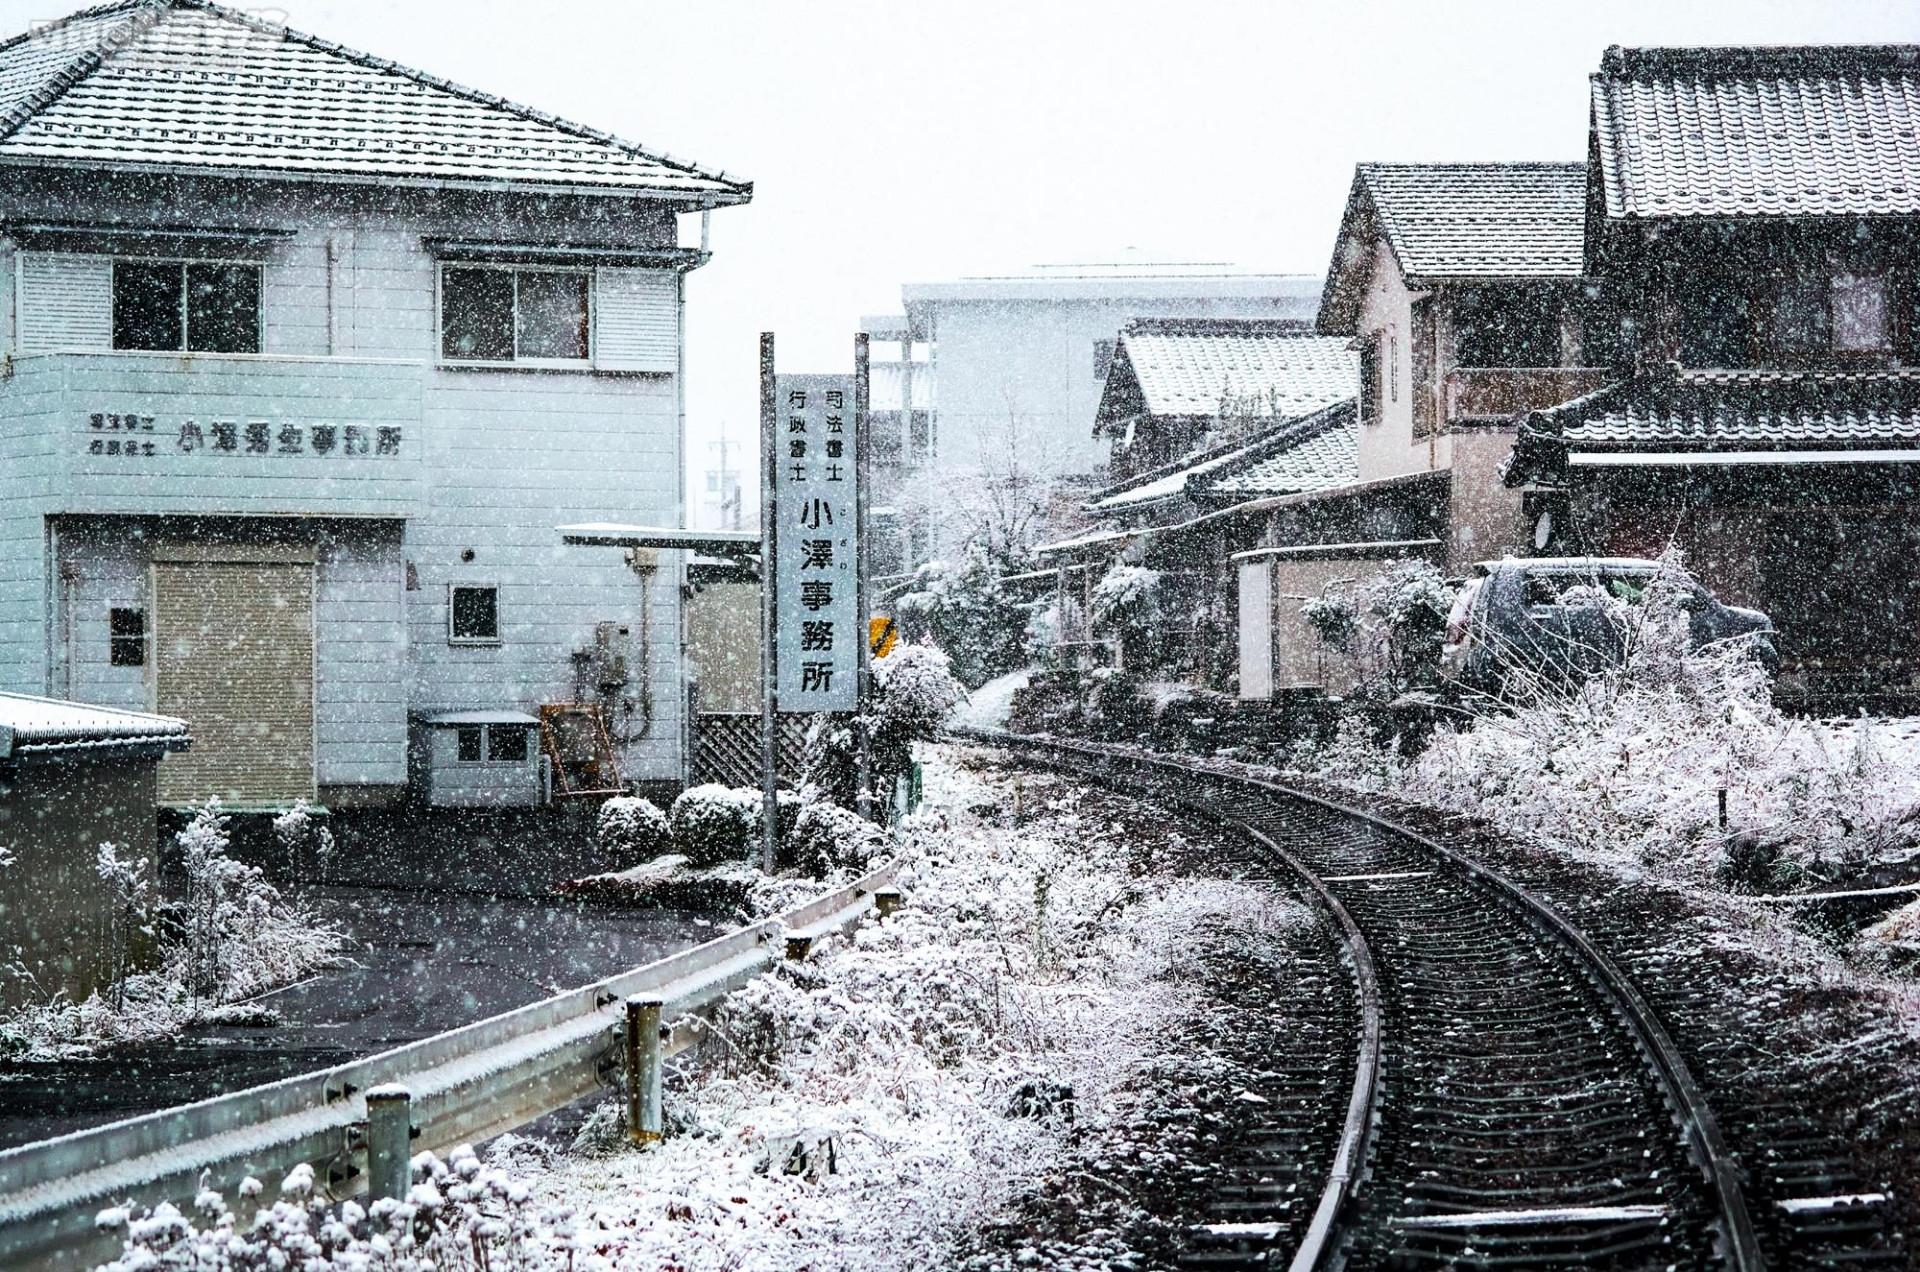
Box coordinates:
[969,730,1906,1271]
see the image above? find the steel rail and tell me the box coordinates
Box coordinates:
[0,861,899,1272]
[965,728,1764,1271]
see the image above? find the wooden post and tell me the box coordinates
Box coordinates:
[365,1083,412,1202]
[625,997,663,1146]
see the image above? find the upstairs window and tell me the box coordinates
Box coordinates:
[449,584,500,644]
[441,266,590,364]
[1832,272,1891,352]
[112,261,260,354]
[1358,336,1381,424]
[109,607,145,667]
[1452,286,1561,368]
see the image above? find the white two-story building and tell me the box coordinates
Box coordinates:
[0,0,750,809]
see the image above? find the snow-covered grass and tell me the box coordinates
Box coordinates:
[949,667,1031,731]
[0,802,346,1061]
[100,747,1310,1271]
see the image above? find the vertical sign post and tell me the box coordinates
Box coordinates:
[757,334,779,874]
[853,334,873,820]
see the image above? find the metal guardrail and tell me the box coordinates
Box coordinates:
[0,861,900,1271]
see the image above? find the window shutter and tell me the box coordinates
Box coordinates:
[593,268,678,372]
[17,252,113,352]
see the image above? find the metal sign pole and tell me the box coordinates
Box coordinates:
[758,332,779,874]
[853,333,873,821]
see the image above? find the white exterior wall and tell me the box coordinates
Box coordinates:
[0,170,693,794]
[917,288,1320,480]
[1353,243,1452,484]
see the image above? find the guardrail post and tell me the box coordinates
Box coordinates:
[874,887,902,918]
[625,997,664,1146]
[785,932,813,961]
[365,1083,412,1203]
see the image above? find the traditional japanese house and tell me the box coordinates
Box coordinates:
[0,0,751,809]
[1034,318,1355,686]
[1508,43,1920,707]
[1232,163,1608,696]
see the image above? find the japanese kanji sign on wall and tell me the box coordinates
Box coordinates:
[771,373,859,712]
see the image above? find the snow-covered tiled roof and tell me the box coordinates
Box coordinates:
[1208,403,1358,497]
[0,0,750,199]
[1088,401,1357,512]
[0,692,188,757]
[1357,163,1588,280]
[1114,319,1356,419]
[1507,367,1920,482]
[1592,44,1920,220]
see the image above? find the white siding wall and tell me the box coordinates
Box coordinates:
[0,174,689,788]
[1353,243,1452,483]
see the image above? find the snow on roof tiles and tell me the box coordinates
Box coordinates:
[1208,403,1358,497]
[0,691,188,756]
[1510,367,1920,482]
[1117,319,1356,419]
[1592,43,1920,220]
[1357,163,1589,280]
[0,0,750,198]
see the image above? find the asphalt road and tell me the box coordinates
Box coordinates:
[0,887,717,1150]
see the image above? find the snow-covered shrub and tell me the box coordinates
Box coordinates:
[97,1147,589,1272]
[1300,587,1358,652]
[1090,563,1161,669]
[595,795,672,867]
[670,784,759,867]
[94,843,153,1011]
[894,542,1038,688]
[271,799,333,884]
[787,798,889,876]
[802,643,964,810]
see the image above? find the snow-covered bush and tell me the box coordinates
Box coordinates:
[1,801,343,1060]
[894,542,1038,688]
[787,798,889,876]
[595,795,672,866]
[1300,588,1358,652]
[271,799,333,884]
[98,1146,590,1272]
[802,643,963,811]
[94,843,153,1011]
[670,784,759,867]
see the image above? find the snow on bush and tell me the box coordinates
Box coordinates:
[1291,560,1920,890]
[104,749,1309,1270]
[97,1145,594,1272]
[804,643,964,812]
[670,783,761,867]
[595,795,672,867]
[271,799,334,883]
[0,801,345,1060]
[787,798,888,876]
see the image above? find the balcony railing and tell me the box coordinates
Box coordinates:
[1444,367,1612,423]
[2,350,425,519]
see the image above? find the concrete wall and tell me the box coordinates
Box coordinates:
[0,168,692,791]
[0,758,158,1008]
[1447,427,1532,570]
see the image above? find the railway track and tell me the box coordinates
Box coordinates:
[968,730,1907,1271]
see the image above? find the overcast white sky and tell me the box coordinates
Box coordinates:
[6,0,1916,504]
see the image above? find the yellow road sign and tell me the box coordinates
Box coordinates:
[869,616,898,658]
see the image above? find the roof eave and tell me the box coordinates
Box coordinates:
[0,153,752,205]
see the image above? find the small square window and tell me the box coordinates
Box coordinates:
[455,725,483,762]
[486,726,530,763]
[1833,272,1890,352]
[449,585,499,643]
[109,607,145,667]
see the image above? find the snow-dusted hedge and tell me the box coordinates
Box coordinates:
[669,784,760,867]
[595,795,672,867]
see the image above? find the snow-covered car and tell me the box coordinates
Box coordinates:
[1441,557,1776,695]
